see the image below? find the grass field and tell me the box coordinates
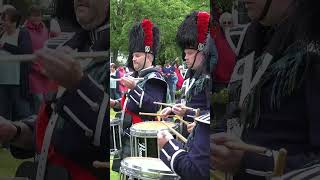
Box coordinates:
[110,109,120,179]
[0,109,119,179]
[0,148,25,177]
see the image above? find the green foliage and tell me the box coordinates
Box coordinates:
[211,88,229,105]
[10,0,33,18]
[111,0,209,65]
[216,0,233,12]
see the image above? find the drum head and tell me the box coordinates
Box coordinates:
[130,121,176,137]
[111,118,121,125]
[120,157,178,179]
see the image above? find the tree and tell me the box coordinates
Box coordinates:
[216,0,233,12]
[111,0,209,66]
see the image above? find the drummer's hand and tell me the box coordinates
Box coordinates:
[121,77,136,89]
[160,107,172,118]
[0,116,16,144]
[172,104,187,117]
[157,130,174,149]
[211,132,244,173]
[35,47,83,90]
[187,122,196,133]
[110,99,116,108]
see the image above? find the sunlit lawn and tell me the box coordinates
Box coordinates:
[110,109,120,179]
[0,148,27,177]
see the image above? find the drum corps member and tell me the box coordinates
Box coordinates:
[158,11,212,180]
[0,0,109,179]
[110,19,169,171]
[211,0,320,179]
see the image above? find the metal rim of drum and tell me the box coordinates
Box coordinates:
[130,121,177,137]
[111,118,121,126]
[120,157,179,179]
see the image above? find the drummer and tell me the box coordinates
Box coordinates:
[0,0,109,179]
[212,0,320,179]
[158,113,210,180]
[160,11,212,137]
[110,19,169,172]
[157,11,213,180]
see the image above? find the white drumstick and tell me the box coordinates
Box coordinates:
[111,78,144,81]
[0,51,109,62]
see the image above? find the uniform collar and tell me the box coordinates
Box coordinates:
[89,19,108,45]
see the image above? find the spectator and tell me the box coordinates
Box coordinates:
[25,5,58,114]
[174,61,184,90]
[117,65,128,95]
[219,12,233,31]
[0,8,33,121]
[49,15,61,38]
[162,61,177,102]
[110,63,120,99]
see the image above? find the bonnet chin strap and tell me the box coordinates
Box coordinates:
[189,50,200,70]
[259,0,273,21]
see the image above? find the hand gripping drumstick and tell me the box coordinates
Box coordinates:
[92,161,109,168]
[153,102,196,111]
[0,51,109,62]
[274,148,287,176]
[224,141,288,176]
[224,141,271,156]
[160,120,187,143]
[174,115,190,126]
[139,112,175,117]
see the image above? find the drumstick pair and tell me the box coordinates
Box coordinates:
[111,78,144,82]
[139,112,188,143]
[216,141,287,176]
[153,102,196,111]
[139,112,175,118]
[160,121,187,143]
[0,51,109,62]
[139,112,190,125]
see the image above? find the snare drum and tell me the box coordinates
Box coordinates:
[120,157,180,180]
[110,118,122,153]
[130,121,176,158]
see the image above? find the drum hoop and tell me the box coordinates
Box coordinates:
[110,118,121,125]
[120,158,178,179]
[130,121,177,137]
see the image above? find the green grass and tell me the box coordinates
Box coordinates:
[0,148,26,177]
[0,109,121,178]
[110,156,120,180]
[110,109,120,179]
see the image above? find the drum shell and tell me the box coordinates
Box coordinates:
[119,157,180,180]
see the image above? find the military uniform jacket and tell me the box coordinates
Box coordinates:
[160,112,210,180]
[120,67,168,127]
[11,21,109,180]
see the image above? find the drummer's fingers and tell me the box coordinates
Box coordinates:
[57,46,76,54]
[35,49,67,75]
[160,107,171,115]
[157,131,163,139]
[212,144,231,158]
[172,107,182,114]
[213,132,240,145]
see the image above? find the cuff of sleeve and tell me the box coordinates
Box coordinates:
[160,140,186,172]
[183,109,195,119]
[240,151,275,176]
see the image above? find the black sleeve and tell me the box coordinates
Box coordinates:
[239,54,320,175]
[2,28,32,54]
[126,79,167,114]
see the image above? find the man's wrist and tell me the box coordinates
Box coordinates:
[10,123,21,143]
